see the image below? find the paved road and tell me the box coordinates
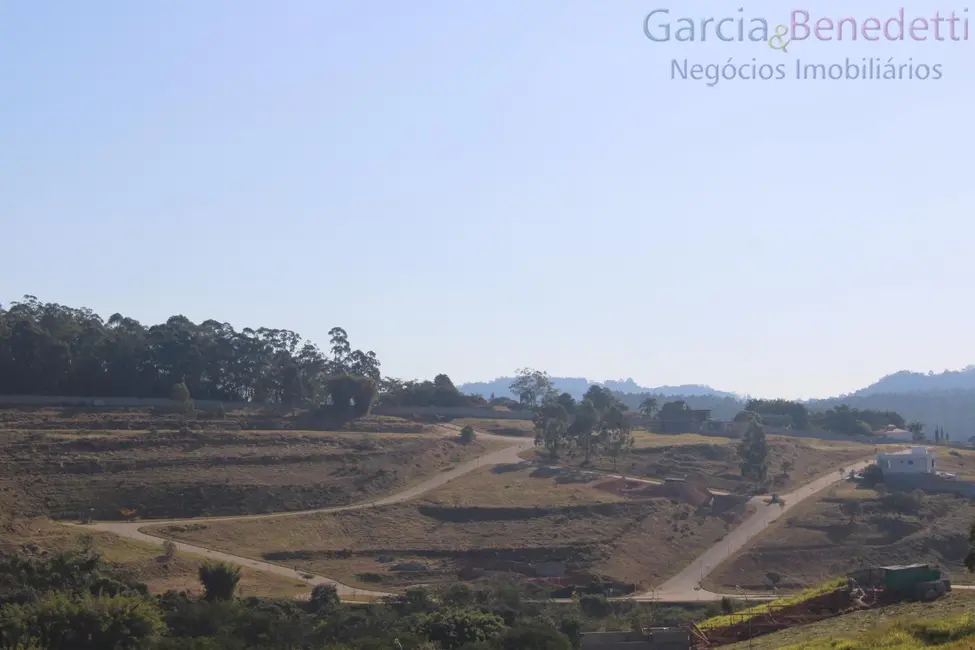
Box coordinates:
[640,457,877,602]
[66,428,878,604]
[67,428,534,599]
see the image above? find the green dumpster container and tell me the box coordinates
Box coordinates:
[881,564,941,593]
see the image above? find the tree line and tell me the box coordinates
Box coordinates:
[0,296,382,406]
[0,541,580,649]
[509,369,633,469]
[3,297,937,438]
[741,399,906,437]
[0,296,491,414]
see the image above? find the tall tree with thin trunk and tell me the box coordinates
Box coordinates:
[738,420,769,485]
[567,400,600,465]
[534,402,569,458]
[602,406,633,471]
[510,368,556,409]
[638,396,658,418]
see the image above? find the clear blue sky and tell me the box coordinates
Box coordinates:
[2,1,973,399]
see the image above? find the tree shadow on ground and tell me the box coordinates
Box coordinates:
[491,462,533,474]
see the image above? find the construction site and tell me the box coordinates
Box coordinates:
[592,473,753,523]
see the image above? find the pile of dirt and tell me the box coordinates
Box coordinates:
[594,473,714,508]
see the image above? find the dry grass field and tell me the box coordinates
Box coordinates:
[0,407,499,520]
[931,446,975,479]
[0,406,509,598]
[146,458,752,593]
[418,462,623,507]
[630,431,737,448]
[706,478,975,593]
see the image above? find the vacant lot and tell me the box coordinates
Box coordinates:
[0,407,499,520]
[631,431,737,449]
[931,446,975,479]
[528,434,871,493]
[724,590,975,649]
[0,516,309,598]
[148,473,750,593]
[450,418,534,437]
[706,480,975,593]
[418,463,623,507]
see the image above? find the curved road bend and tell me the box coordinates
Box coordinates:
[67,430,534,599]
[67,429,877,603]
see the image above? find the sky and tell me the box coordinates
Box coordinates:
[2,2,973,400]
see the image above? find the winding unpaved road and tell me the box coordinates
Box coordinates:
[68,429,534,599]
[66,428,877,603]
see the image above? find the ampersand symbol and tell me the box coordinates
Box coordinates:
[768,24,790,52]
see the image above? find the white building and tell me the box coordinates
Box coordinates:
[876,446,937,474]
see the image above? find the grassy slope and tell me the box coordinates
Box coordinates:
[0,421,497,520]
[698,578,848,629]
[0,517,309,598]
[724,591,975,649]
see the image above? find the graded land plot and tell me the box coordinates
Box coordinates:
[630,431,739,448]
[930,446,975,479]
[417,462,624,508]
[0,516,309,598]
[0,407,501,520]
[449,418,535,437]
[526,433,871,493]
[723,590,975,649]
[146,485,753,593]
[705,479,975,593]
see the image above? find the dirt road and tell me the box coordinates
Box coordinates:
[67,428,876,603]
[635,457,876,602]
[68,429,534,599]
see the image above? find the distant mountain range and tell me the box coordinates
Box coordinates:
[457,376,738,401]
[458,366,975,439]
[460,366,975,402]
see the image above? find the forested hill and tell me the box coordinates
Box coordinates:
[0,295,379,403]
[808,390,975,440]
[853,366,975,395]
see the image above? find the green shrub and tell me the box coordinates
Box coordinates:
[578,594,613,619]
[197,562,241,602]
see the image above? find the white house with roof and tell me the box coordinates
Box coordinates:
[876,446,937,474]
[873,425,914,442]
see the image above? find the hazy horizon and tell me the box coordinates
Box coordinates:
[3,1,973,400]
